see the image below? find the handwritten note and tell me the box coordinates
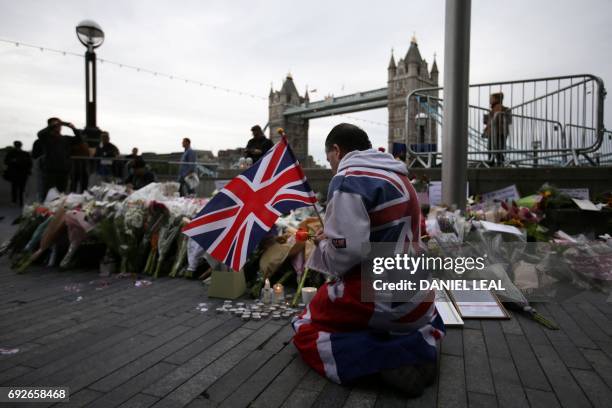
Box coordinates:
[572,198,600,211]
[559,188,590,200]
[482,185,520,203]
[479,220,524,236]
[429,181,469,206]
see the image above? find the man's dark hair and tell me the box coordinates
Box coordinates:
[183,137,191,144]
[13,141,22,149]
[47,117,60,125]
[325,123,372,152]
[491,92,504,104]
[251,125,263,135]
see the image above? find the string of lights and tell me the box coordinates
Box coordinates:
[0,37,388,127]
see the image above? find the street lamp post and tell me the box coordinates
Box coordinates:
[441,0,471,210]
[76,20,104,146]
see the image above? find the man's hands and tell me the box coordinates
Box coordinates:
[313,228,326,245]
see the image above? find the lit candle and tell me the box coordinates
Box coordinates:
[301,287,317,304]
[261,279,272,304]
[273,283,284,304]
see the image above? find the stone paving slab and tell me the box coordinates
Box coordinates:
[0,255,611,407]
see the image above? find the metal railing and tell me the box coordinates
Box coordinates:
[405,74,608,167]
[563,125,612,165]
[62,156,219,194]
[69,155,218,178]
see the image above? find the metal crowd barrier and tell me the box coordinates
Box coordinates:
[69,155,218,179]
[63,156,219,194]
[404,74,608,167]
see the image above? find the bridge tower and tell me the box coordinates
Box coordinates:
[268,74,309,164]
[387,37,439,152]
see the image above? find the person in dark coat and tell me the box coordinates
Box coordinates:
[70,140,91,193]
[4,141,32,207]
[95,131,120,181]
[35,117,82,197]
[125,158,155,191]
[483,92,512,167]
[245,125,273,163]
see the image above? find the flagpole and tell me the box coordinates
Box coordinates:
[276,127,325,227]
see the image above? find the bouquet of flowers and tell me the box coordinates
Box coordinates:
[11,213,53,270]
[169,218,190,277]
[15,202,68,273]
[0,205,50,258]
[185,237,207,278]
[89,183,128,202]
[127,182,179,204]
[153,214,182,279]
[536,184,575,211]
[60,209,96,269]
[115,201,146,275]
[499,201,548,241]
[141,201,169,275]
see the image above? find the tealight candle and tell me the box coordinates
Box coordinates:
[261,279,273,304]
[273,283,285,304]
[301,287,317,304]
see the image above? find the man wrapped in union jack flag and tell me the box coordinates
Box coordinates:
[292,123,445,397]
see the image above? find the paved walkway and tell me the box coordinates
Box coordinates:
[1,264,611,408]
[0,212,611,407]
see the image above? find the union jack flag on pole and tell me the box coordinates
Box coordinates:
[183,135,317,271]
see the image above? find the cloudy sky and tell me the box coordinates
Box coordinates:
[1,0,611,166]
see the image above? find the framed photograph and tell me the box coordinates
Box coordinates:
[434,288,464,326]
[447,281,510,319]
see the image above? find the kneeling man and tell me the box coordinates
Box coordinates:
[292,123,445,396]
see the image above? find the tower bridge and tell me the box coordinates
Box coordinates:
[267,37,610,168]
[268,37,438,164]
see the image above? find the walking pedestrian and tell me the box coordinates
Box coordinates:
[3,141,32,207]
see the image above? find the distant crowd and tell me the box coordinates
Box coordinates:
[3,119,277,207]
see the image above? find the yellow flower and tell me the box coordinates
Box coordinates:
[505,219,524,228]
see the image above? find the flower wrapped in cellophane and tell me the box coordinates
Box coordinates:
[115,201,146,275]
[151,197,206,278]
[141,201,169,276]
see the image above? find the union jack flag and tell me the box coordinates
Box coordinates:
[183,136,317,271]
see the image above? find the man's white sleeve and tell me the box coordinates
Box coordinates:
[306,191,370,278]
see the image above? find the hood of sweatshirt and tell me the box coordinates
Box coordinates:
[336,148,408,176]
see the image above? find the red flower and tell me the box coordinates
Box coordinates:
[295,229,310,242]
[34,206,51,217]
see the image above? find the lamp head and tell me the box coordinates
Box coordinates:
[76,20,104,49]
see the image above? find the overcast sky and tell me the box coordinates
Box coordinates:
[1,0,611,166]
